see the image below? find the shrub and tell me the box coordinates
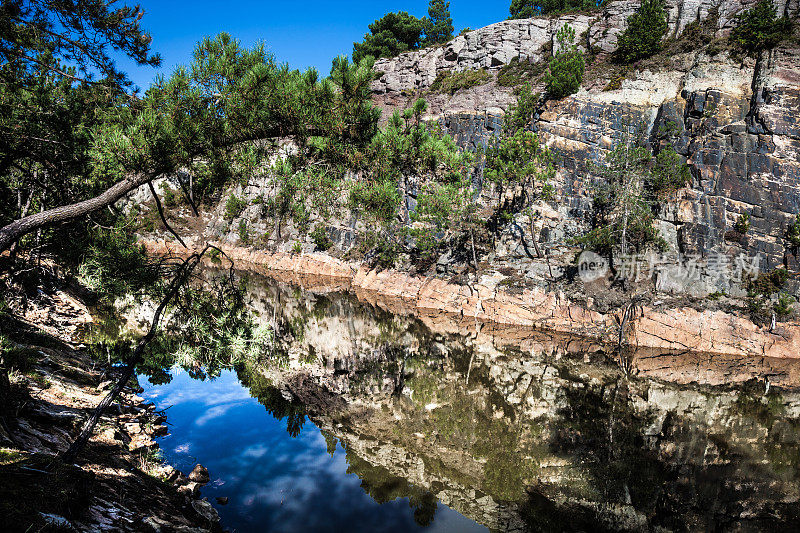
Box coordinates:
[776,292,795,318]
[237,219,250,244]
[429,69,491,95]
[646,146,691,197]
[497,56,546,87]
[349,178,402,224]
[310,225,333,251]
[730,0,794,56]
[613,0,668,64]
[544,24,585,99]
[291,242,302,255]
[786,214,800,251]
[224,194,247,221]
[734,213,751,234]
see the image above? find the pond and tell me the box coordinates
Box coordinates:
[140,270,800,532]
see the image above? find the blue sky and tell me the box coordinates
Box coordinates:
[119,1,510,91]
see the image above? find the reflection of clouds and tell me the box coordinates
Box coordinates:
[174,443,190,454]
[195,402,243,427]
[141,369,487,533]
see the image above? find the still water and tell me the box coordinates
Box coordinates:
[140,271,800,532]
[141,369,487,532]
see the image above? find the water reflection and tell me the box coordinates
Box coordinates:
[142,370,486,533]
[146,269,800,532]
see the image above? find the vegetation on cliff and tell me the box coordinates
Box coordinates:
[509,0,604,18]
[544,23,585,99]
[613,0,669,64]
[730,0,795,56]
[352,0,454,63]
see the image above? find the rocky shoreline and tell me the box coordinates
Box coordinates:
[143,238,800,360]
[0,281,222,532]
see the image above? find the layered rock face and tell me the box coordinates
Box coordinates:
[372,0,800,298]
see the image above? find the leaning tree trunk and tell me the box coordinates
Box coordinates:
[60,251,202,464]
[0,171,152,255]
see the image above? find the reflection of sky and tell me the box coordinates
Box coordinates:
[141,369,487,533]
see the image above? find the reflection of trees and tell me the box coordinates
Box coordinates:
[344,451,438,527]
[236,364,306,438]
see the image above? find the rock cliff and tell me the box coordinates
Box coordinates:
[372,0,800,298]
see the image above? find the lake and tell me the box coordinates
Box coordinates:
[140,270,800,532]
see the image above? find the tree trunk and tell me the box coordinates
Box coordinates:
[60,251,201,464]
[0,171,152,255]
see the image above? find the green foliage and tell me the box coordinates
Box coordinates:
[497,56,546,87]
[575,138,669,259]
[786,214,800,250]
[224,195,247,221]
[544,24,585,99]
[747,268,791,324]
[730,0,794,56]
[425,0,454,45]
[504,83,540,132]
[409,177,476,256]
[75,224,158,299]
[613,0,668,64]
[349,178,402,225]
[237,219,250,244]
[352,12,426,63]
[509,0,602,18]
[734,213,751,234]
[776,292,795,318]
[485,130,554,200]
[311,225,333,251]
[291,242,303,254]
[430,69,491,95]
[646,145,692,197]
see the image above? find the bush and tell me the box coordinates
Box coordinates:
[734,213,751,234]
[544,24,585,99]
[613,0,668,64]
[730,0,794,56]
[310,225,333,251]
[646,145,691,197]
[497,56,546,87]
[776,292,795,318]
[237,219,250,244]
[224,194,247,221]
[429,69,491,95]
[786,214,800,250]
[349,178,401,224]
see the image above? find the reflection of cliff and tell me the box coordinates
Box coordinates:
[236,272,800,531]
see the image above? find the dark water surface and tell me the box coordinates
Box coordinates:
[138,271,800,532]
[141,369,486,533]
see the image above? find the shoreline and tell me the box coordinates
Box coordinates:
[0,283,222,532]
[142,238,800,361]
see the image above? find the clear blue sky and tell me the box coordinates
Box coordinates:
[119,1,510,91]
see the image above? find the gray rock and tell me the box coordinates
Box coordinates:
[191,498,220,523]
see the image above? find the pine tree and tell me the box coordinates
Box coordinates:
[544,24,585,99]
[425,0,454,45]
[352,12,426,63]
[613,0,669,64]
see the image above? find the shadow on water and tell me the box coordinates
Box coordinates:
[137,268,800,532]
